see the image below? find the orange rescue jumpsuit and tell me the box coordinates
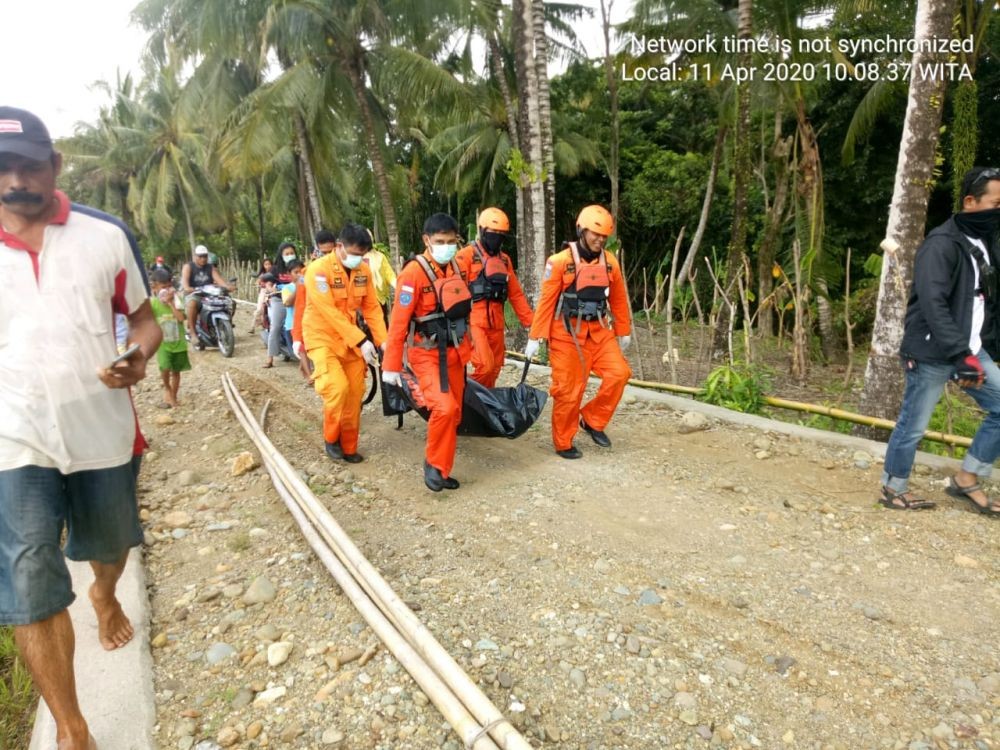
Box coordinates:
[455,241,534,388]
[528,242,632,451]
[383,252,472,478]
[302,254,387,454]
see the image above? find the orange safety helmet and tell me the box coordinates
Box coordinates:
[477,207,510,233]
[576,204,614,237]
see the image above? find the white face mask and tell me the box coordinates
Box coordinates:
[282,254,295,263]
[430,243,458,264]
[342,253,363,270]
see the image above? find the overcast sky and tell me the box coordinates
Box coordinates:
[6,0,630,140]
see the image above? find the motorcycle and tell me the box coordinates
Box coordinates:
[191,283,237,358]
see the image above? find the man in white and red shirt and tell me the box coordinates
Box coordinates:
[0,106,161,750]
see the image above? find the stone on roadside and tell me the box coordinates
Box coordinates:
[246,722,263,740]
[253,686,286,706]
[164,511,192,529]
[242,576,277,605]
[678,412,709,434]
[216,727,240,747]
[321,728,345,746]
[155,414,175,426]
[178,469,196,486]
[267,641,293,667]
[569,668,587,689]
[255,624,281,642]
[205,642,236,665]
[954,554,979,569]
[231,451,259,477]
[638,588,663,606]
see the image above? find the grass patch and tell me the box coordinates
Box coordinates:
[227,532,251,553]
[0,626,37,750]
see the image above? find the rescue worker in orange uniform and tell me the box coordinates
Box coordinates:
[292,229,339,382]
[455,207,534,388]
[382,213,473,491]
[526,205,632,459]
[303,223,387,463]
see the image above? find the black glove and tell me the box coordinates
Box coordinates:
[952,354,986,385]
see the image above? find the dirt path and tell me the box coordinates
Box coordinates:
[138,330,999,750]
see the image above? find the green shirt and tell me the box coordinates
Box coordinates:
[150,296,188,354]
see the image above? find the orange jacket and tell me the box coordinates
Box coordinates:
[528,242,632,343]
[383,250,472,372]
[302,253,387,358]
[455,241,534,330]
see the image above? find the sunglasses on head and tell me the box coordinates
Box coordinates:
[971,168,1000,188]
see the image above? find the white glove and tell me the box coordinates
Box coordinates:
[382,370,403,387]
[524,339,540,361]
[618,335,631,351]
[292,341,303,357]
[360,340,378,366]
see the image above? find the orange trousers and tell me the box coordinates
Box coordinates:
[408,346,466,478]
[547,333,631,451]
[312,347,368,454]
[470,325,506,388]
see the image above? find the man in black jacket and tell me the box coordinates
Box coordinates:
[881,167,1000,514]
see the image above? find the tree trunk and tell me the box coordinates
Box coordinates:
[756,135,792,337]
[346,55,403,268]
[488,32,520,152]
[531,0,556,255]
[600,0,620,226]
[675,124,727,297]
[512,0,548,306]
[292,112,322,239]
[711,0,753,362]
[177,184,196,251]
[255,178,266,263]
[856,0,953,430]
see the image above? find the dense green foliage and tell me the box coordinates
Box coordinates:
[55,0,999,359]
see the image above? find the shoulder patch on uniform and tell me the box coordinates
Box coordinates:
[315,274,329,293]
[401,284,414,293]
[544,261,553,280]
[399,292,413,307]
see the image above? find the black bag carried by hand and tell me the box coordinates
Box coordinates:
[458,361,547,439]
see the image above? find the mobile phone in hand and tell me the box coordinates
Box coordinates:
[108,343,142,368]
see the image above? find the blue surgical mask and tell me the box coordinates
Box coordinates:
[430,244,458,264]
[342,254,364,270]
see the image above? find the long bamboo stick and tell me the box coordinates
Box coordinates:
[221,374,533,750]
[506,352,974,448]
[255,436,502,749]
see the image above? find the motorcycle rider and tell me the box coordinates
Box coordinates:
[181,244,233,343]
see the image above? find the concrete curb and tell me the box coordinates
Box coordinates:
[512,357,963,475]
[28,548,155,750]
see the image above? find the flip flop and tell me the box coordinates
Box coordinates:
[155,402,172,409]
[945,476,1000,516]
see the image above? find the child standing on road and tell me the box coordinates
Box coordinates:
[150,268,191,407]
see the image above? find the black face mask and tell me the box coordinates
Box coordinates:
[576,239,601,262]
[480,230,505,255]
[954,208,1000,241]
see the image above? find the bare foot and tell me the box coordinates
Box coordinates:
[88,585,134,650]
[56,730,96,749]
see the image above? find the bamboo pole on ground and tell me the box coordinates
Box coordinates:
[506,353,973,448]
[221,374,533,750]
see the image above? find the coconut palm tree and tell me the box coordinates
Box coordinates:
[857,0,958,426]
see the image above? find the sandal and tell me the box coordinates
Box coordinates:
[879,486,936,511]
[944,476,1000,516]
[262,362,274,369]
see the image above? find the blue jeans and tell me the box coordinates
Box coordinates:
[882,351,1000,492]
